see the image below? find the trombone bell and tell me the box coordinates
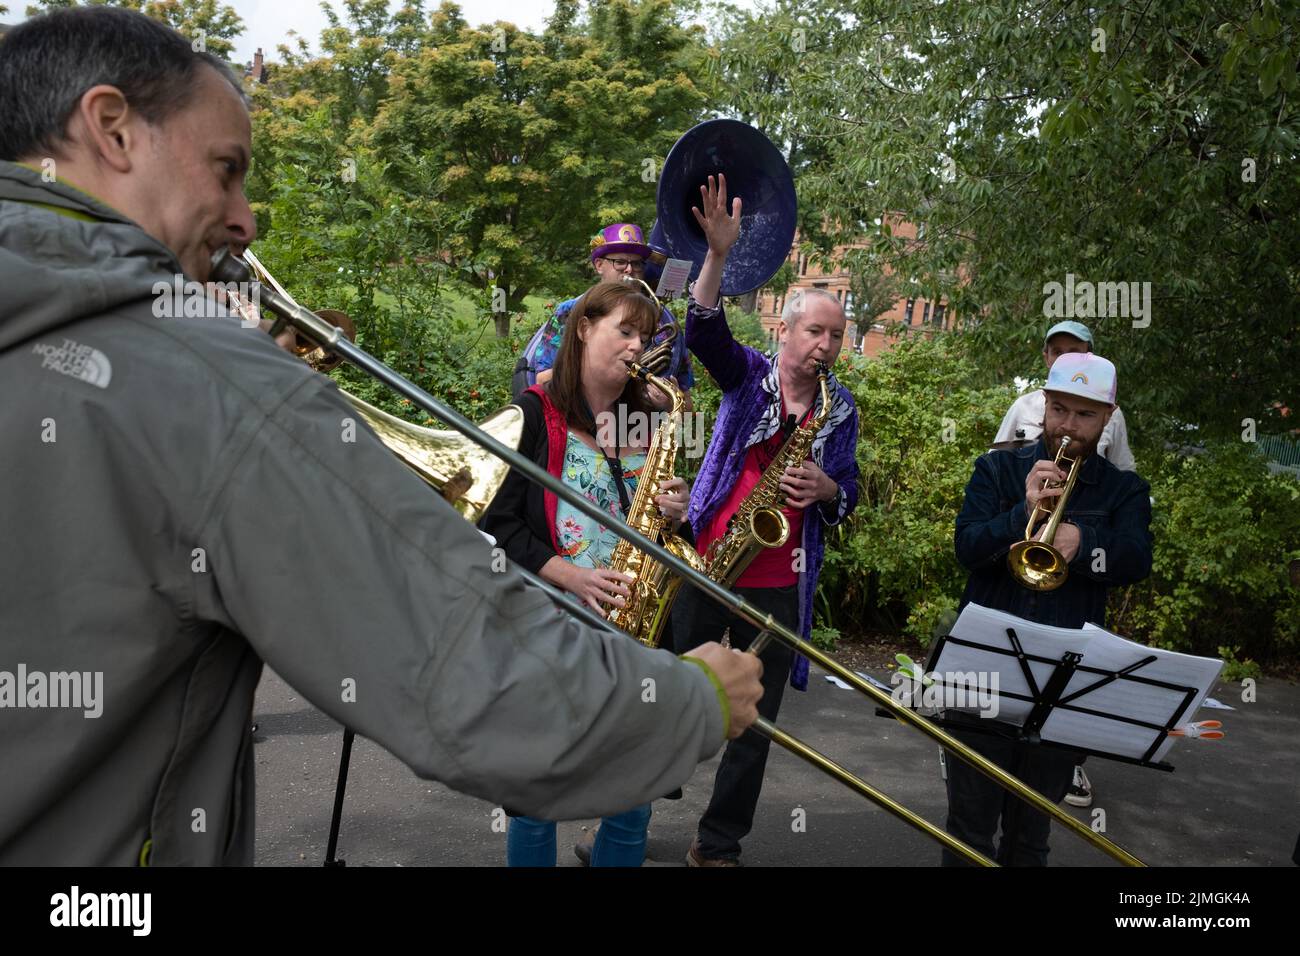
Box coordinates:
[343,393,524,524]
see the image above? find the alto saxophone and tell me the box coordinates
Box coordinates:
[605,363,707,647]
[703,362,833,587]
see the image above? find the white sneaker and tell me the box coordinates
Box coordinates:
[1064,765,1093,807]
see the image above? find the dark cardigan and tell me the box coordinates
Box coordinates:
[479,388,566,575]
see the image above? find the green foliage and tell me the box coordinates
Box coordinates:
[810,625,839,652]
[1112,443,1300,662]
[1217,646,1262,683]
[816,332,1018,643]
[718,0,1300,448]
[362,0,710,321]
[726,306,772,350]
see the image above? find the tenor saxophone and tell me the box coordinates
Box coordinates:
[703,362,833,586]
[605,363,707,647]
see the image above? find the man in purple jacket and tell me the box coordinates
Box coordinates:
[671,175,861,866]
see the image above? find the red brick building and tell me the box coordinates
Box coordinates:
[756,218,955,357]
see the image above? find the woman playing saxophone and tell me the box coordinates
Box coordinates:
[479,280,693,867]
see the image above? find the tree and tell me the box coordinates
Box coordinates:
[367,1,711,335]
[843,248,902,330]
[24,0,244,58]
[720,0,1300,446]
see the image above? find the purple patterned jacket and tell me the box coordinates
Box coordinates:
[685,297,860,690]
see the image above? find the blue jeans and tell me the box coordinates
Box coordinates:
[506,804,652,867]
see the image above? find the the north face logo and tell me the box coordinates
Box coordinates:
[31,338,113,388]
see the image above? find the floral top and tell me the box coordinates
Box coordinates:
[555,433,645,568]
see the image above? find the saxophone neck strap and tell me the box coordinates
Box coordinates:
[581,394,633,517]
[602,449,633,517]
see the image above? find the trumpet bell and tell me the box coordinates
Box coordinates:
[343,393,524,523]
[1007,538,1069,591]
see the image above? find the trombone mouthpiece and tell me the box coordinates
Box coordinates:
[210,248,251,285]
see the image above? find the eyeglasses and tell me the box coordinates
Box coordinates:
[602,256,646,272]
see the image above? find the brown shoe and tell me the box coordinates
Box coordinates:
[686,839,740,867]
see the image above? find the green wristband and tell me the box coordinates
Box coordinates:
[680,654,730,742]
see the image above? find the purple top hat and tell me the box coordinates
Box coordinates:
[590,223,652,262]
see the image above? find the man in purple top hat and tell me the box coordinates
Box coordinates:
[512,222,693,403]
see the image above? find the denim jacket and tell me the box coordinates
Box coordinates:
[954,439,1153,629]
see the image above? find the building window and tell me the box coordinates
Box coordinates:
[798,254,807,276]
[933,303,946,327]
[922,301,931,324]
[904,297,915,325]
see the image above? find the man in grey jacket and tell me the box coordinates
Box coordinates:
[0,7,762,866]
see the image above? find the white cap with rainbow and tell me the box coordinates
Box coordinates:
[1044,351,1117,406]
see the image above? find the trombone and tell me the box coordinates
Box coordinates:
[212,250,1144,867]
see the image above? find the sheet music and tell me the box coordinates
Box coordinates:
[930,604,1223,762]
[1066,623,1223,761]
[654,258,693,298]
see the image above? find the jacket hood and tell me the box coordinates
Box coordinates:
[0,160,182,352]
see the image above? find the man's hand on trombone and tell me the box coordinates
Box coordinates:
[683,641,764,739]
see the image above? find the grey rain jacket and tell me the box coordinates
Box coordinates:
[0,161,724,865]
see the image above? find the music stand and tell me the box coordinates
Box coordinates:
[876,605,1218,864]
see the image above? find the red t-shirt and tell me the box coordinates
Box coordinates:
[695,403,812,587]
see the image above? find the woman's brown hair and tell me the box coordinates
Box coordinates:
[546,281,662,436]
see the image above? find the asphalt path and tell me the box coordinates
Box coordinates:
[253,666,1299,867]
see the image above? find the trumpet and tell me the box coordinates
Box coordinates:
[1009,436,1082,591]
[211,249,1144,867]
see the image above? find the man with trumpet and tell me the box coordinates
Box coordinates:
[0,7,762,865]
[946,352,1153,865]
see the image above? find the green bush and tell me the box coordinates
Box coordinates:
[817,333,1017,645]
[1111,443,1300,662]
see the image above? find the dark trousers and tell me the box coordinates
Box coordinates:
[671,582,798,861]
[941,721,1081,867]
